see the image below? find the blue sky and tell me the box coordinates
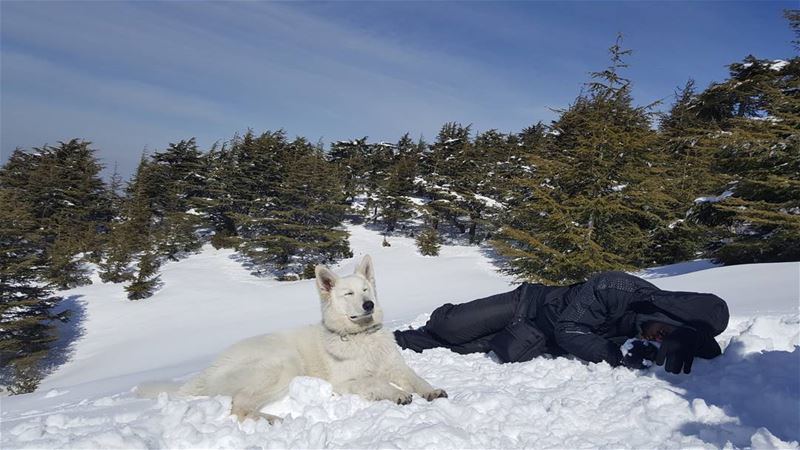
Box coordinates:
[1,1,795,178]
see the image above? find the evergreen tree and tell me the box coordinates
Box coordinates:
[422,124,513,244]
[328,138,369,203]
[658,79,724,203]
[106,162,125,214]
[97,222,135,283]
[124,245,162,300]
[375,133,420,232]
[148,139,206,260]
[44,230,91,288]
[101,139,207,291]
[416,226,441,256]
[494,36,668,283]
[0,140,109,289]
[97,162,134,283]
[0,189,63,394]
[200,140,240,249]
[422,122,500,243]
[646,79,723,263]
[362,140,396,220]
[239,137,351,277]
[224,130,289,263]
[518,122,548,149]
[100,154,160,293]
[691,55,800,264]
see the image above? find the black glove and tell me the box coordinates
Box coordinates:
[655,327,699,374]
[621,339,659,370]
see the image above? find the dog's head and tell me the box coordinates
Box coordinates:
[315,255,383,335]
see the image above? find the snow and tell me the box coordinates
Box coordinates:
[404,196,428,206]
[620,338,658,367]
[473,193,505,209]
[770,60,789,71]
[695,189,734,204]
[668,218,685,229]
[2,225,799,449]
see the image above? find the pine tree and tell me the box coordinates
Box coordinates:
[657,79,725,202]
[100,154,161,294]
[97,222,135,283]
[106,162,125,214]
[421,122,496,243]
[645,79,724,264]
[362,141,396,220]
[328,138,369,204]
[239,137,351,277]
[101,139,207,291]
[375,134,420,232]
[416,227,441,256]
[97,162,134,283]
[690,55,800,264]
[44,229,90,288]
[0,188,63,394]
[493,36,668,283]
[0,140,109,289]
[149,139,206,260]
[124,245,162,300]
[225,130,289,267]
[200,140,240,249]
[518,122,548,149]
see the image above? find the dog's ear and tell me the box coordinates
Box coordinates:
[315,265,338,295]
[355,255,375,286]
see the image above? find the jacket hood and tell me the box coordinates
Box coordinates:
[636,312,686,334]
[643,291,730,336]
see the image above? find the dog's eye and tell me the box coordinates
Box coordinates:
[362,288,368,292]
[344,291,354,296]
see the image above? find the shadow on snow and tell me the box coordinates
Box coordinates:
[43,295,88,379]
[665,341,800,447]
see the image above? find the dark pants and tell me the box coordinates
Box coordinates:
[394,286,524,354]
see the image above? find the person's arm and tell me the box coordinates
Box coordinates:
[554,324,623,366]
[553,276,629,366]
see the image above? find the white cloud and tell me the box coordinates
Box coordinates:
[1,1,554,175]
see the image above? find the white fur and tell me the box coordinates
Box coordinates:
[141,255,446,422]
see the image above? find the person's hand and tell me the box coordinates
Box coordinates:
[655,327,698,374]
[621,339,659,369]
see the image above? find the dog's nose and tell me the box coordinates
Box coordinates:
[362,301,374,312]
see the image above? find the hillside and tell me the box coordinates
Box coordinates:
[2,225,798,449]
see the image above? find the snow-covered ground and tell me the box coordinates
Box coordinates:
[2,225,799,449]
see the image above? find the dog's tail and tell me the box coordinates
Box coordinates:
[134,381,183,399]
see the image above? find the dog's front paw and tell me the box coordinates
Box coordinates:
[393,391,413,405]
[423,389,448,401]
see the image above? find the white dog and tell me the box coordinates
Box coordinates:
[144,255,446,422]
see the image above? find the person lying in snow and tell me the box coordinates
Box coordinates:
[394,271,729,374]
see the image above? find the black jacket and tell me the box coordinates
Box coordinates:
[514,272,729,365]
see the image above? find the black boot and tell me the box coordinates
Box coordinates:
[394,327,446,353]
